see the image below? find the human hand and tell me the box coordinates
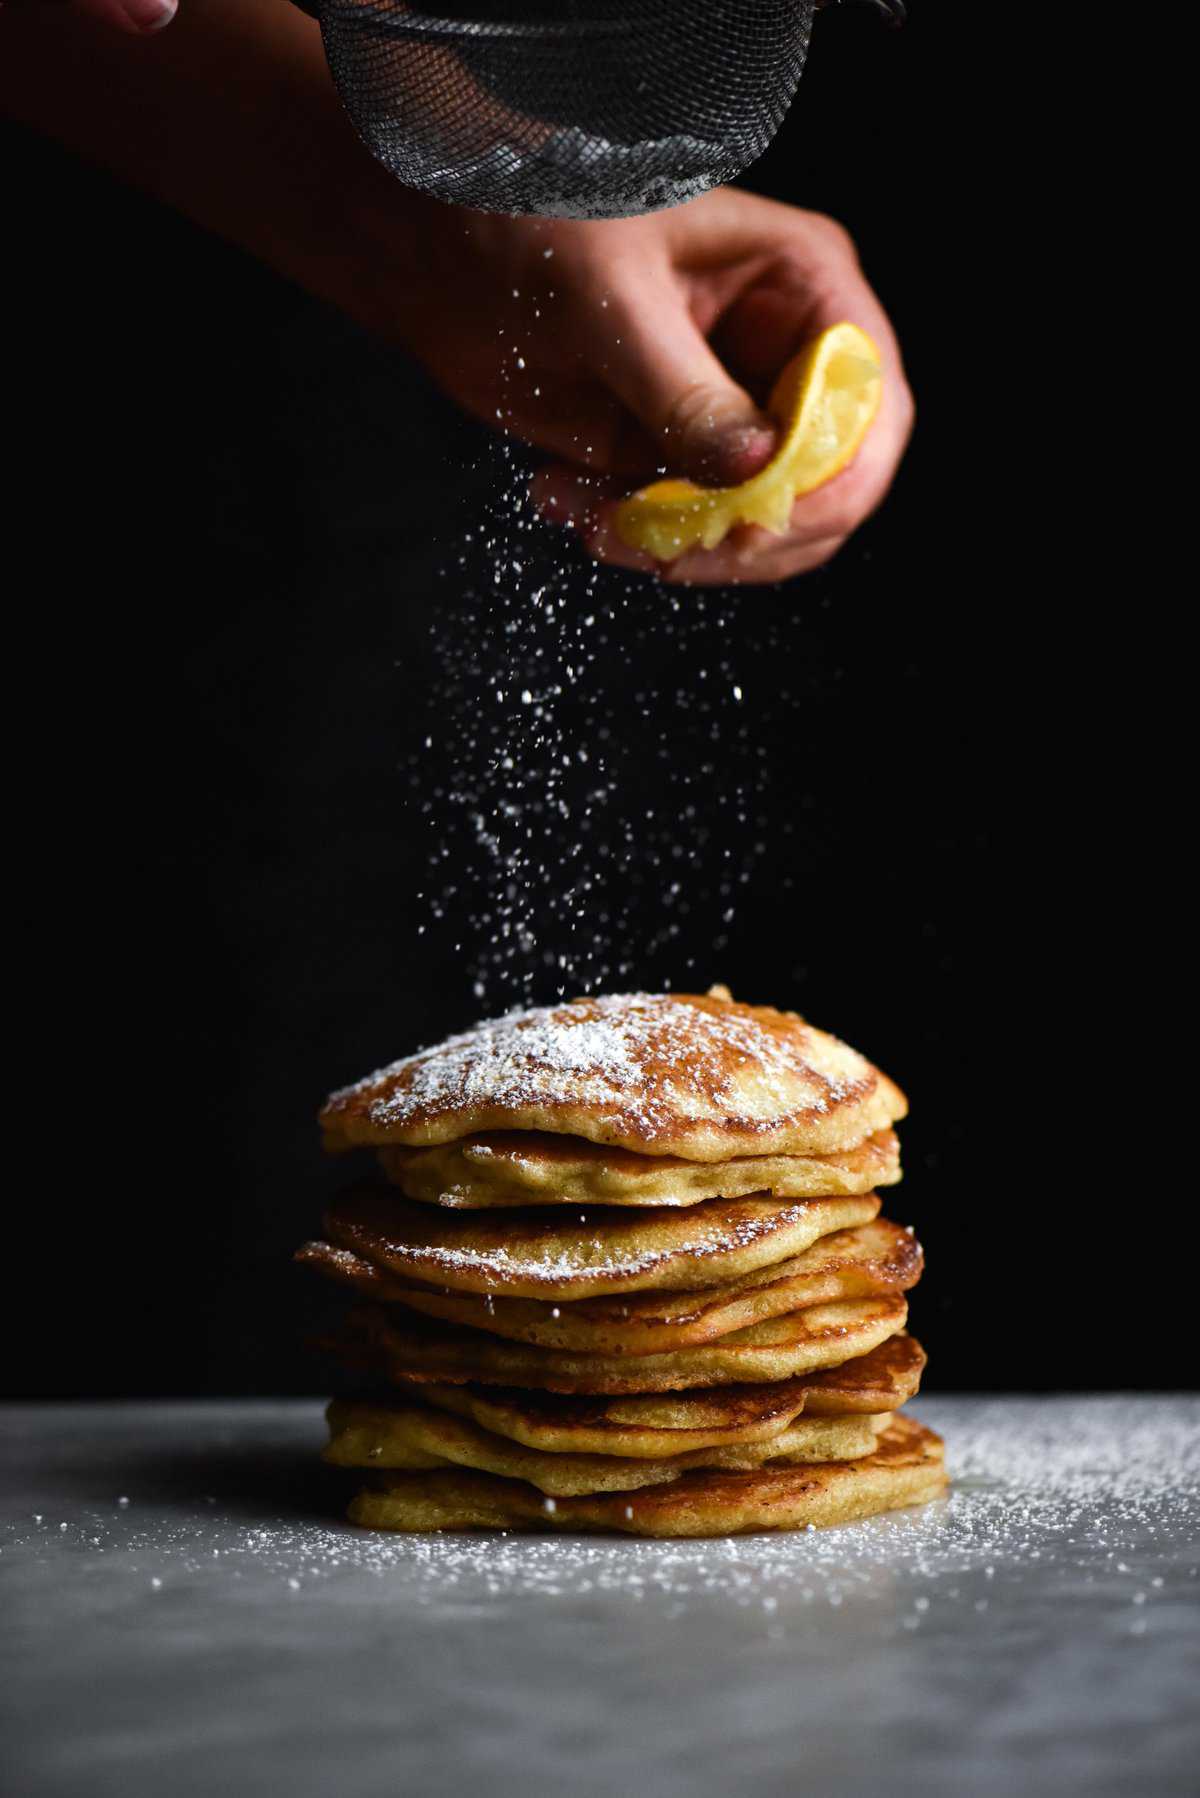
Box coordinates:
[1,0,177,34]
[392,187,913,586]
[0,0,908,590]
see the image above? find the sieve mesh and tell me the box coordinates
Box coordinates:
[313,1,816,218]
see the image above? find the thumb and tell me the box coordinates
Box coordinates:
[595,275,776,486]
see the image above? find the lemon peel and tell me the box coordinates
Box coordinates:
[615,321,883,562]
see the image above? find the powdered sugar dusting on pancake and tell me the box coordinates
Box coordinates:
[321,992,903,1158]
[321,1190,880,1300]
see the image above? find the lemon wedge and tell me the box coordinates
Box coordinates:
[615,321,883,561]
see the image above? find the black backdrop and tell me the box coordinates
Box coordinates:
[6,8,1142,1396]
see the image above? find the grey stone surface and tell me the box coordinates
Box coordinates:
[2,1397,1197,1797]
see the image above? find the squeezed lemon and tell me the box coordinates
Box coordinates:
[615,321,883,561]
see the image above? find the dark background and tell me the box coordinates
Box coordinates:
[6,7,1141,1397]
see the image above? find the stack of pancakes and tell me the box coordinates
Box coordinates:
[300,988,946,1535]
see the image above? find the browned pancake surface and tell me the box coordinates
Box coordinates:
[317,1186,879,1301]
[382,1128,902,1209]
[299,1218,920,1355]
[345,1415,947,1536]
[321,991,906,1160]
[351,1292,907,1394]
[322,1397,887,1496]
[322,1332,927,1454]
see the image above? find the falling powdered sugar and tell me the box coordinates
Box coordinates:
[404,427,788,1011]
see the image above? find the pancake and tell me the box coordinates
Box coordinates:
[300,1218,921,1355]
[352,1334,927,1456]
[321,990,907,1161]
[345,1415,947,1536]
[317,1187,880,1302]
[323,1398,888,1497]
[381,1127,902,1209]
[354,1292,908,1394]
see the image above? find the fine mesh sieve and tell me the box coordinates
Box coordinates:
[294,1,904,220]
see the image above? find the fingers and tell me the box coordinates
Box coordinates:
[585,270,777,487]
[67,0,178,31]
[531,460,854,588]
[661,530,850,588]
[714,212,894,392]
[14,0,181,32]
[528,196,913,586]
[530,465,659,576]
[583,494,851,587]
[543,212,910,582]
[536,361,911,589]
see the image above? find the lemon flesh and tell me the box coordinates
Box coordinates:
[615,321,883,562]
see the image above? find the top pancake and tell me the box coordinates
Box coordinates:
[321,990,907,1161]
[381,1128,901,1209]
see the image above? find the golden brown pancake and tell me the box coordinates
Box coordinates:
[353,1292,908,1394]
[323,1397,887,1497]
[324,1333,927,1455]
[317,1187,880,1302]
[385,1334,925,1456]
[300,1218,921,1355]
[381,1128,902,1209]
[345,1415,946,1535]
[321,991,907,1161]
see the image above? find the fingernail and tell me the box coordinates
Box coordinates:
[686,422,775,488]
[124,0,177,33]
[716,424,777,484]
